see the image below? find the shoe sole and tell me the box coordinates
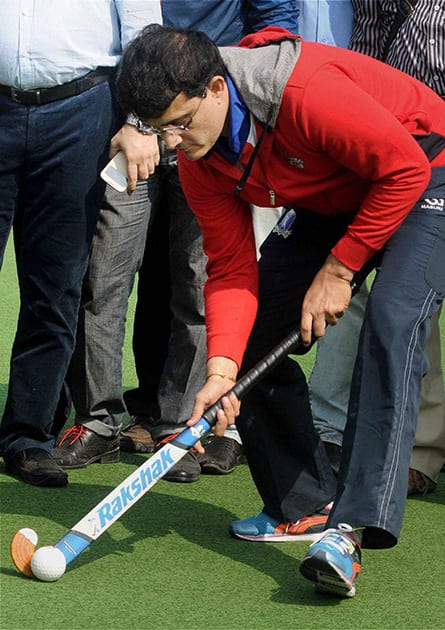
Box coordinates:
[163,472,200,483]
[5,465,68,487]
[299,550,355,597]
[56,447,120,470]
[200,453,244,475]
[120,438,154,454]
[229,528,325,543]
[201,463,236,475]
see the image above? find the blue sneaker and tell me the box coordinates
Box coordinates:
[229,505,331,542]
[299,524,361,597]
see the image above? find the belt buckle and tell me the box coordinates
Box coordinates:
[10,87,21,103]
[10,87,41,105]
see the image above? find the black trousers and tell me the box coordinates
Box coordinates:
[237,208,353,522]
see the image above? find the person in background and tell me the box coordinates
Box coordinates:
[253,1,354,246]
[310,0,445,493]
[0,1,162,487]
[295,0,353,46]
[116,22,445,597]
[52,1,298,483]
[291,0,356,472]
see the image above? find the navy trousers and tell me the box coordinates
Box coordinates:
[0,83,118,457]
[238,167,445,547]
[331,167,445,548]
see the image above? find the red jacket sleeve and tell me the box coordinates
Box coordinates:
[178,156,259,368]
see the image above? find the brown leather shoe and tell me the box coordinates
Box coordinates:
[407,468,436,496]
[120,416,155,453]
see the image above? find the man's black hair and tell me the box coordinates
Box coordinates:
[116,25,227,119]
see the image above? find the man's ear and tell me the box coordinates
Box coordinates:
[208,75,226,98]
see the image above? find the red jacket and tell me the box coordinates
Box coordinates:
[178,28,445,367]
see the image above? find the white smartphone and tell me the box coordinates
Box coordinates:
[100,151,128,192]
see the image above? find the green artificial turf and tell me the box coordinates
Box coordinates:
[1,237,445,630]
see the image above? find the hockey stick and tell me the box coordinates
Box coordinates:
[11,328,302,580]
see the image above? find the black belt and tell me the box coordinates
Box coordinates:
[0,67,114,106]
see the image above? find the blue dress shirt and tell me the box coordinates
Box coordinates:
[0,0,162,89]
[295,0,353,46]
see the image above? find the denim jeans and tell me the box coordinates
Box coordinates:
[66,146,208,439]
[0,83,117,457]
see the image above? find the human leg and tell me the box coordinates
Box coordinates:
[328,172,445,548]
[0,98,65,486]
[310,284,444,488]
[122,198,172,421]
[66,179,153,432]
[53,174,162,467]
[122,155,243,478]
[309,283,369,472]
[159,160,246,478]
[233,209,353,535]
[408,306,445,492]
[153,160,207,435]
[0,84,116,483]
[301,171,445,596]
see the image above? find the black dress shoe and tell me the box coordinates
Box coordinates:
[200,435,243,474]
[4,448,68,487]
[163,451,201,483]
[53,424,119,469]
[154,434,201,483]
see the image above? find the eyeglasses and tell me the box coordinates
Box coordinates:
[143,90,207,137]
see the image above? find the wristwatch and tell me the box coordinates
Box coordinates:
[125,113,153,135]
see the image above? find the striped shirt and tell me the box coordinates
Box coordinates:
[350,1,445,97]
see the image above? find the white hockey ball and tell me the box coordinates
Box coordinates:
[31,546,66,582]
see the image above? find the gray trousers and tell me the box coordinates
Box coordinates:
[65,147,208,439]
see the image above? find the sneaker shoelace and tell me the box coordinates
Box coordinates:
[277,503,332,534]
[58,424,86,446]
[319,523,362,550]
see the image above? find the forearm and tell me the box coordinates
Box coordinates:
[205,357,239,385]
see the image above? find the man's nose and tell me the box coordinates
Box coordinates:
[163,132,182,149]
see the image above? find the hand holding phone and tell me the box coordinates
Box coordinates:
[100,151,128,192]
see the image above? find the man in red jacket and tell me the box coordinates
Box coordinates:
[116,25,445,598]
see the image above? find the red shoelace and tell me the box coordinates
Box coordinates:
[57,424,86,446]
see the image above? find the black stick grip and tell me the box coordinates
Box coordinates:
[202,329,301,427]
